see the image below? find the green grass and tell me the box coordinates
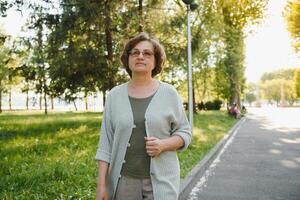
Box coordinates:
[179,111,237,177]
[0,110,237,199]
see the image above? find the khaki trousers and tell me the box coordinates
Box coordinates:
[114,176,154,200]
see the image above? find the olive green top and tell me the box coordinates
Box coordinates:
[121,94,154,179]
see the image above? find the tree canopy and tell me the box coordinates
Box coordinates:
[0,0,268,112]
[285,0,300,53]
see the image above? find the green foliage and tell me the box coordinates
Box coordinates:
[0,39,10,89]
[260,68,299,104]
[217,27,245,104]
[0,44,10,112]
[1,0,268,111]
[260,79,297,105]
[203,99,223,110]
[245,93,256,105]
[261,68,297,81]
[294,69,300,98]
[0,33,24,111]
[215,0,267,106]
[285,0,300,53]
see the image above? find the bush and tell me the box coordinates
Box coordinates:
[213,99,222,110]
[204,101,214,110]
[197,101,205,111]
[204,99,222,110]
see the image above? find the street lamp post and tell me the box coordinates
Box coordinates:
[182,0,198,134]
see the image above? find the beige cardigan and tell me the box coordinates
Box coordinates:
[95,81,191,200]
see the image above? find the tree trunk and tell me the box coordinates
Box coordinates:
[85,92,88,111]
[44,86,47,115]
[102,90,106,108]
[229,73,241,108]
[0,88,2,113]
[39,94,42,110]
[26,90,29,110]
[9,88,12,110]
[138,0,143,32]
[73,100,78,111]
[104,0,115,91]
[192,84,197,113]
[51,97,54,110]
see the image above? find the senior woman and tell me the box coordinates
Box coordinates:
[95,32,191,200]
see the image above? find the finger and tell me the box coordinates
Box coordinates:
[146,141,157,146]
[144,136,157,141]
[146,149,156,154]
[147,152,156,157]
[147,148,159,155]
[146,146,157,151]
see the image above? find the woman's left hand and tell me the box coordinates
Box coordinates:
[145,136,164,157]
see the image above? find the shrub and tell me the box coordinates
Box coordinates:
[213,99,222,110]
[204,99,222,110]
[204,101,215,110]
[197,101,205,111]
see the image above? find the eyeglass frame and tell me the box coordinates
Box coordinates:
[129,49,154,59]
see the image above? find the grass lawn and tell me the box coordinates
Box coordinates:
[0,110,237,199]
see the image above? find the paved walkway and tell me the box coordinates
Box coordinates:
[188,107,300,200]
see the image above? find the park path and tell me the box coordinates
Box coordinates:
[188,107,300,200]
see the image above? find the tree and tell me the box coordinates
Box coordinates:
[294,69,300,98]
[245,93,256,106]
[215,0,267,107]
[0,30,22,112]
[260,68,299,105]
[260,78,297,106]
[26,10,51,114]
[44,1,126,107]
[0,33,10,113]
[0,0,24,17]
[285,0,300,53]
[261,68,296,81]
[260,79,282,105]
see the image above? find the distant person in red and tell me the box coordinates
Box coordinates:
[229,103,240,118]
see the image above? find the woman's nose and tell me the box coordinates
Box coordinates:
[137,52,144,59]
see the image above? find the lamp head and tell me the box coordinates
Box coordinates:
[182,0,194,5]
[190,2,198,11]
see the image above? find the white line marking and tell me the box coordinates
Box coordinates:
[187,118,246,200]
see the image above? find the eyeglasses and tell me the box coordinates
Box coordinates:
[129,49,154,58]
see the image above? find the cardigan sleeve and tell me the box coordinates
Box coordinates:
[170,88,192,152]
[95,93,114,163]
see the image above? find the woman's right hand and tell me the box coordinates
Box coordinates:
[96,185,108,200]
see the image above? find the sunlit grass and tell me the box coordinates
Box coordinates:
[0,111,100,199]
[0,110,237,199]
[179,111,237,177]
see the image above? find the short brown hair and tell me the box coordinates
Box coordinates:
[121,32,166,77]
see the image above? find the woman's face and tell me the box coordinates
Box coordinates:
[128,41,155,77]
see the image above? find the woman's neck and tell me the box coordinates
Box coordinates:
[130,75,154,88]
[128,75,159,98]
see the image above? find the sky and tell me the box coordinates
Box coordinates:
[1,0,300,83]
[0,9,30,37]
[245,0,300,83]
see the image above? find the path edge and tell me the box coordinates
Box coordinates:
[178,117,245,200]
